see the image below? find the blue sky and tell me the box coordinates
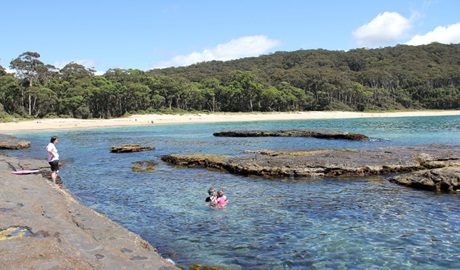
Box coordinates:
[2,0,460,74]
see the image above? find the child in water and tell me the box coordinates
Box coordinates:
[216,189,227,208]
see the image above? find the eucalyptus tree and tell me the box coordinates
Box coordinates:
[56,62,95,117]
[259,86,283,111]
[89,76,115,118]
[0,64,6,76]
[226,70,263,111]
[276,81,314,111]
[9,51,46,116]
[149,75,182,110]
[0,73,21,115]
[60,62,94,82]
[103,68,152,114]
[200,78,220,112]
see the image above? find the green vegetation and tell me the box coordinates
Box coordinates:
[1,43,459,120]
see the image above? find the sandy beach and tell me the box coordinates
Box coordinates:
[1,110,460,133]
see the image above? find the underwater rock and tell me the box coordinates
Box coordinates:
[132,160,157,172]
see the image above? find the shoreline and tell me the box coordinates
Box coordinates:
[1,110,460,133]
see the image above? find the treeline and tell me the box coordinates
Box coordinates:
[1,42,459,120]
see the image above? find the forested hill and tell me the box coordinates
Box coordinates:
[1,43,459,120]
[149,42,460,111]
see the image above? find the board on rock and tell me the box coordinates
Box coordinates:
[11,170,40,175]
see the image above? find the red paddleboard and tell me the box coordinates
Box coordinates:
[11,170,40,175]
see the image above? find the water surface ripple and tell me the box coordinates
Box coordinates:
[4,115,460,269]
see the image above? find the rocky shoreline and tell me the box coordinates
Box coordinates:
[0,154,179,270]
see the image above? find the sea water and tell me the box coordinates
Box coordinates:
[3,115,460,269]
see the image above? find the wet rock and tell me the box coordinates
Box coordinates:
[0,134,31,149]
[388,167,460,193]
[213,129,369,141]
[161,144,460,178]
[110,144,155,153]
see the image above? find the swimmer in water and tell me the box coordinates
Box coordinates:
[216,189,227,208]
[206,187,218,208]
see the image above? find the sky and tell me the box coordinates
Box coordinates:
[2,0,460,74]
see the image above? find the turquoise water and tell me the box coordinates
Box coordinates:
[3,115,460,269]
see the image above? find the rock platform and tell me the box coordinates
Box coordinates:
[110,144,155,153]
[213,129,370,141]
[161,144,460,192]
[0,155,178,270]
[0,134,31,149]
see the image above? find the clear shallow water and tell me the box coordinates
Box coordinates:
[3,115,460,269]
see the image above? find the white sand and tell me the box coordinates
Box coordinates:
[1,111,460,132]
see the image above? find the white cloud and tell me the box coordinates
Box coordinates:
[405,23,460,45]
[152,35,280,69]
[353,12,412,46]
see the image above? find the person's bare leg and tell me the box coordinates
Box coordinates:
[51,170,59,187]
[51,171,56,184]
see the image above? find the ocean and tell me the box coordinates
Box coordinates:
[3,115,460,269]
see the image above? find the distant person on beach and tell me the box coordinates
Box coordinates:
[46,136,60,187]
[216,189,227,208]
[206,187,218,208]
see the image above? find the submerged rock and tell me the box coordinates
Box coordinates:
[190,264,235,270]
[388,167,460,193]
[161,144,460,179]
[132,160,157,172]
[110,144,155,153]
[213,129,370,141]
[0,134,31,149]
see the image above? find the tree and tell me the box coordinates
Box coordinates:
[0,64,6,76]
[227,71,263,111]
[60,62,94,82]
[0,74,21,114]
[9,52,45,116]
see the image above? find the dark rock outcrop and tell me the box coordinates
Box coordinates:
[388,167,460,193]
[0,134,31,149]
[110,144,155,153]
[161,144,460,179]
[213,129,370,141]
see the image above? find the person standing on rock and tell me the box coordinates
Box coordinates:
[46,136,60,187]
